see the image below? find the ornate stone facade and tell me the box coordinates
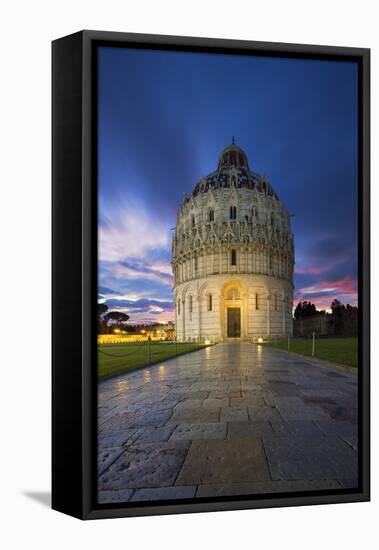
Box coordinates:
[172,142,294,342]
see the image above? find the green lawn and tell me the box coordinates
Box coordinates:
[98,342,209,380]
[265,337,358,368]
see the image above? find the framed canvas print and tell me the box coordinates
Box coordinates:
[52,30,370,520]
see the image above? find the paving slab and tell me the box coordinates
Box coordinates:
[97,429,137,450]
[168,407,220,424]
[176,438,271,485]
[248,405,282,421]
[338,478,359,489]
[130,486,196,502]
[130,425,177,443]
[100,409,173,432]
[227,421,274,439]
[202,398,230,408]
[231,395,265,406]
[315,420,357,438]
[271,397,331,421]
[98,447,125,476]
[174,398,205,410]
[98,441,190,490]
[220,405,249,422]
[263,434,358,480]
[270,421,324,438]
[170,422,227,441]
[98,489,134,504]
[196,479,342,498]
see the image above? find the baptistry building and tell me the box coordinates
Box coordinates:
[172,141,294,342]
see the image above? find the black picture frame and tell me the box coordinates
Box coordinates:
[52,30,370,520]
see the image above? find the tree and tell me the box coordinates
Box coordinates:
[330,299,357,336]
[97,303,109,334]
[97,303,108,318]
[294,301,317,320]
[104,311,130,330]
[331,299,345,314]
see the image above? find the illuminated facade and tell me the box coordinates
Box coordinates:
[172,142,294,342]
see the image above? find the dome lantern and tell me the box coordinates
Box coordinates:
[191,140,278,200]
[217,139,249,171]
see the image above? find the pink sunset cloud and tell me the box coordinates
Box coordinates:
[294,277,358,311]
[294,265,324,275]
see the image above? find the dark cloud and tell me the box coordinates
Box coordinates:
[105,298,173,310]
[119,259,173,286]
[99,285,119,295]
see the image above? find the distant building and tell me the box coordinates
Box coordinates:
[294,313,330,337]
[293,306,358,338]
[172,141,295,342]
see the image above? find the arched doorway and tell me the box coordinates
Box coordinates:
[227,307,241,337]
[221,281,246,340]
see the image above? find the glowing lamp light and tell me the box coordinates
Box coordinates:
[258,337,263,343]
[204,339,211,345]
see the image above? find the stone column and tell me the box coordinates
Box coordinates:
[266,294,271,337]
[197,294,201,342]
[182,298,186,341]
[175,297,178,341]
[243,289,248,340]
[219,294,224,341]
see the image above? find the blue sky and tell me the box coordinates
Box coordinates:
[98,46,358,324]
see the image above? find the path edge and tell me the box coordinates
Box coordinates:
[262,345,358,375]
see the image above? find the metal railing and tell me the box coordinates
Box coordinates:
[265,332,317,355]
[98,338,210,365]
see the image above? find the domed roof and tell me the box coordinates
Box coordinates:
[191,140,279,200]
[217,139,250,170]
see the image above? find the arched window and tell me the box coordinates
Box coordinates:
[230,206,237,220]
[231,249,237,266]
[208,294,213,311]
[178,300,181,315]
[227,287,240,300]
[189,296,193,313]
[271,213,274,227]
[255,293,259,310]
[194,255,198,272]
[209,209,214,222]
[191,215,195,228]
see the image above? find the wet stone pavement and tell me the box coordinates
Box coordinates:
[97,343,358,503]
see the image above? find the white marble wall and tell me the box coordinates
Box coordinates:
[174,274,293,342]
